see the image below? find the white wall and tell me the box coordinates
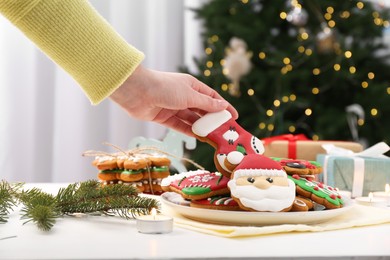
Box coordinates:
[0,0,205,183]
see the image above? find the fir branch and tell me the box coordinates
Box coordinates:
[18,188,60,232]
[56,180,159,218]
[0,181,23,223]
[18,180,160,231]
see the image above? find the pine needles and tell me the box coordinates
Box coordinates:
[0,180,160,231]
[0,181,22,223]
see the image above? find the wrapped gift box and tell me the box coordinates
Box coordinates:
[262,134,363,161]
[317,154,390,197]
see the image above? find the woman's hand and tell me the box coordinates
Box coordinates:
[110,65,238,136]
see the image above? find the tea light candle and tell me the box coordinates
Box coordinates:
[372,184,390,206]
[355,192,387,207]
[136,208,173,234]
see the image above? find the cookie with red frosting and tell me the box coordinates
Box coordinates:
[228,154,296,212]
[160,170,230,200]
[288,174,344,209]
[190,195,242,211]
[271,157,322,175]
[191,110,264,178]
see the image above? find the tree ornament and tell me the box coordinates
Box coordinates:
[316,26,337,53]
[286,2,308,26]
[223,37,252,97]
[346,104,368,148]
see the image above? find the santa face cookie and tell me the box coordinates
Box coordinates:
[161,170,230,200]
[228,154,296,212]
[192,110,264,177]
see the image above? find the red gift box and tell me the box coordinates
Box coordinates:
[262,134,363,161]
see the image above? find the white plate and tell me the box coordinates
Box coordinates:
[161,192,354,226]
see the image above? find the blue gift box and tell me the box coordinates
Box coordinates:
[317,154,390,197]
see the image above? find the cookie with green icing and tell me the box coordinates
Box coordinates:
[160,170,230,200]
[288,174,344,209]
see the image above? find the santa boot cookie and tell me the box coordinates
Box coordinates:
[192,110,264,177]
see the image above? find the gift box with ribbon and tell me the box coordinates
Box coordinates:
[262,134,363,161]
[317,142,390,198]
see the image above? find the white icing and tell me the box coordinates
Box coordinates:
[160,170,209,187]
[96,156,115,162]
[232,168,287,179]
[222,129,239,142]
[228,179,296,212]
[191,110,232,137]
[251,136,265,154]
[294,199,306,207]
[188,174,215,183]
[215,197,233,205]
[227,151,244,165]
[216,154,232,173]
[224,198,233,205]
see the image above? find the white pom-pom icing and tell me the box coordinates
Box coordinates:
[192,110,232,137]
[227,151,245,165]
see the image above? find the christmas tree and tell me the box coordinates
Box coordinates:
[185,0,390,170]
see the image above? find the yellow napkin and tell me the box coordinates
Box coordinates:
[162,204,390,238]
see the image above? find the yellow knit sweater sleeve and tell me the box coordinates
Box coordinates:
[0,0,144,104]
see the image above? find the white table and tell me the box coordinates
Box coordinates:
[1,183,390,260]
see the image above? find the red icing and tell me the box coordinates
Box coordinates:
[207,118,261,155]
[292,174,300,179]
[330,194,336,199]
[171,172,229,192]
[235,154,283,171]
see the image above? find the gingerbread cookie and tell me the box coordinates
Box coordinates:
[92,152,171,195]
[192,110,264,177]
[228,154,296,212]
[288,174,344,209]
[93,155,118,170]
[190,195,242,211]
[161,170,230,200]
[271,157,322,175]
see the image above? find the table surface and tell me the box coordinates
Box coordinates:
[1,183,390,260]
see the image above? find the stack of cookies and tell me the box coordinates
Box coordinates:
[91,152,171,195]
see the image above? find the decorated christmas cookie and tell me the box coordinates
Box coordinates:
[288,174,344,209]
[228,154,296,212]
[161,170,230,200]
[271,157,322,175]
[190,195,242,211]
[91,152,171,194]
[192,110,264,177]
[93,156,118,170]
